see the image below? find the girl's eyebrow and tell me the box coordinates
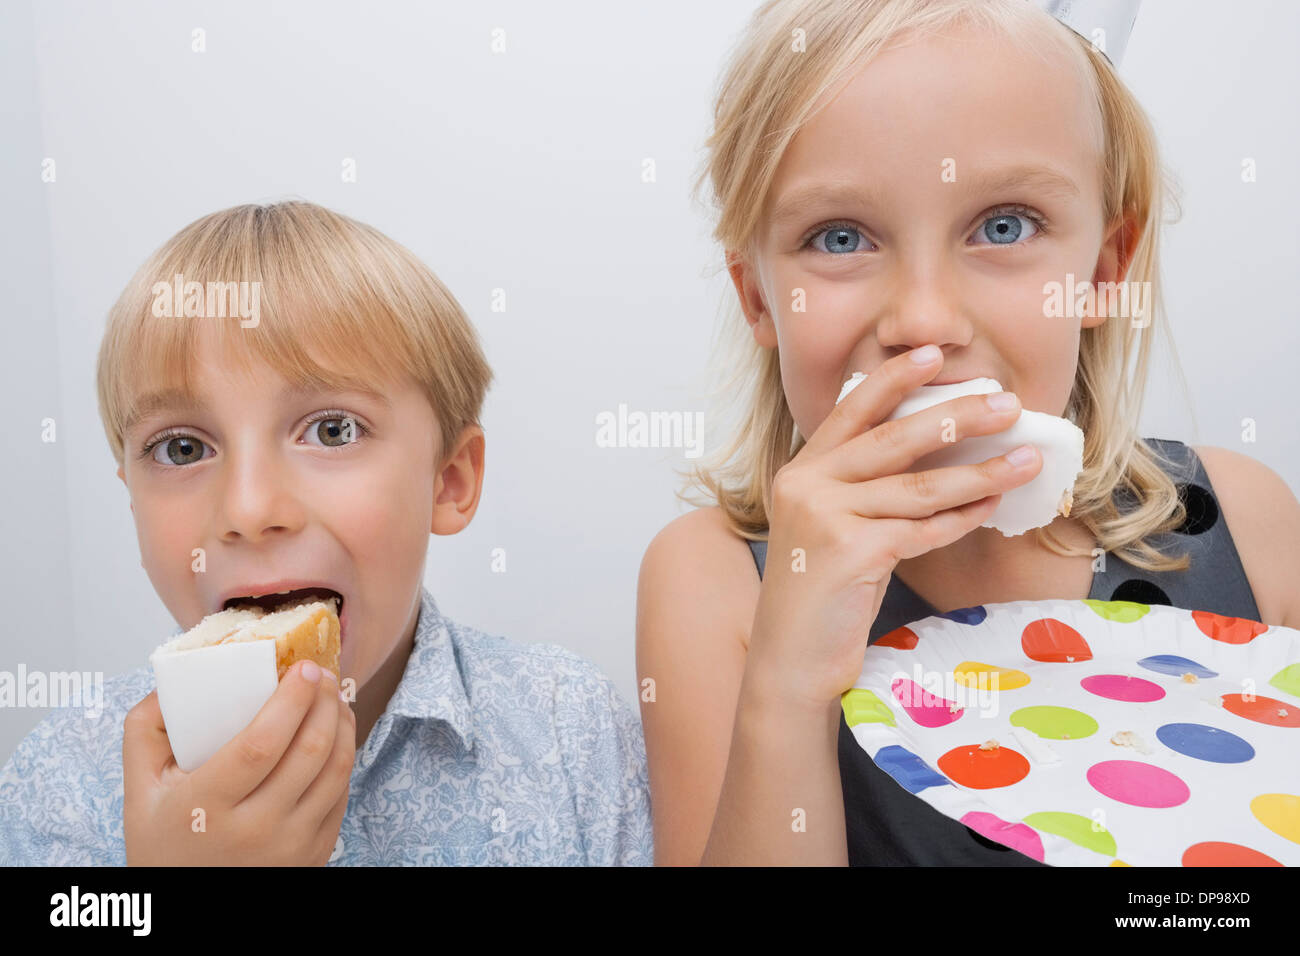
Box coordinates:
[125,381,392,433]
[769,164,1080,228]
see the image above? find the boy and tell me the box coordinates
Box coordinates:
[0,201,653,865]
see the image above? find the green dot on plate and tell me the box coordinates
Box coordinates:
[1011,705,1099,740]
[1082,599,1150,623]
[1024,811,1117,856]
[842,688,896,727]
[1268,663,1300,700]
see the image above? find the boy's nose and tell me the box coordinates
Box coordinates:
[216,452,306,542]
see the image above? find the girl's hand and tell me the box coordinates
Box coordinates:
[744,345,1042,711]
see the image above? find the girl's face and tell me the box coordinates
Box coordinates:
[732,21,1131,437]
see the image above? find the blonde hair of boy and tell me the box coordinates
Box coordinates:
[97,200,492,469]
[681,0,1195,572]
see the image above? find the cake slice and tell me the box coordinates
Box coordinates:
[156,598,340,680]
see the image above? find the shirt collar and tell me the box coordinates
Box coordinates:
[379,586,475,750]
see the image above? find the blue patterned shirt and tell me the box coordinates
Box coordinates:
[0,587,654,865]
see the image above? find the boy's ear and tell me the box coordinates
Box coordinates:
[726,249,778,349]
[431,425,485,536]
[1085,211,1142,330]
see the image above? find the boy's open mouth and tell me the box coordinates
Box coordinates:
[222,586,345,617]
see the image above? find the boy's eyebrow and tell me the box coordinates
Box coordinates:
[124,381,393,432]
[768,165,1081,228]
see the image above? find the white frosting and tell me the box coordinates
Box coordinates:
[836,373,1084,536]
[1012,725,1063,765]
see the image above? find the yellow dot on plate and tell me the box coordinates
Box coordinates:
[1250,793,1300,845]
[954,661,1030,691]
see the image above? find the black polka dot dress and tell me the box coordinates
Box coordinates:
[746,438,1262,865]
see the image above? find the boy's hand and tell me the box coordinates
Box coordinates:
[123,660,355,866]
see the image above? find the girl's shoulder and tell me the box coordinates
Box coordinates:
[1192,444,1300,628]
[637,506,761,649]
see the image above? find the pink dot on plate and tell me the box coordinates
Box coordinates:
[1081,674,1166,702]
[1087,760,1190,808]
[890,677,963,727]
[960,811,1045,861]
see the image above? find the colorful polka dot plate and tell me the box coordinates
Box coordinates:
[842,599,1300,866]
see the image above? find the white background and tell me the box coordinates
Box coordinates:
[2,0,1297,761]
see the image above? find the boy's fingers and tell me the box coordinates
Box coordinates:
[195,661,321,805]
[246,669,343,811]
[122,690,175,782]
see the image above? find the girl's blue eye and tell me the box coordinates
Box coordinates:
[151,435,209,466]
[811,225,867,254]
[971,211,1040,245]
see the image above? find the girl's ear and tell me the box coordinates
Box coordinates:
[1084,211,1142,330]
[726,250,778,349]
[431,425,485,536]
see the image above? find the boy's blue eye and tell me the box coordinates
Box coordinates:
[303,416,358,448]
[152,435,209,466]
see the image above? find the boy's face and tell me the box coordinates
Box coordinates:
[118,329,484,693]
[733,21,1131,435]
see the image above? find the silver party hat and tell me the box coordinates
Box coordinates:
[1037,0,1141,68]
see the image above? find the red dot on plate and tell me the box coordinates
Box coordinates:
[1182,841,1282,867]
[876,626,919,649]
[1221,693,1300,728]
[938,744,1030,789]
[1191,609,1268,645]
[1021,617,1093,663]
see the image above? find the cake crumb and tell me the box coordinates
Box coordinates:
[1280,708,1289,717]
[1181,672,1199,684]
[1110,730,1152,754]
[979,739,1000,751]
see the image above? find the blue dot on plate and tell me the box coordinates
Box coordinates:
[1155,723,1254,763]
[1137,654,1218,679]
[874,745,950,793]
[939,605,987,626]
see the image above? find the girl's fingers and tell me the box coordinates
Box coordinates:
[838,442,1040,519]
[828,391,1023,484]
[871,493,1004,564]
[801,345,943,458]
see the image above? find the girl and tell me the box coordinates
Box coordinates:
[636,0,1300,865]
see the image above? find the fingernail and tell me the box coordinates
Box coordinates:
[986,392,1018,411]
[301,661,322,683]
[1007,444,1036,466]
[910,345,941,364]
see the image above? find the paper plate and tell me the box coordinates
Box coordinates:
[842,599,1300,866]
